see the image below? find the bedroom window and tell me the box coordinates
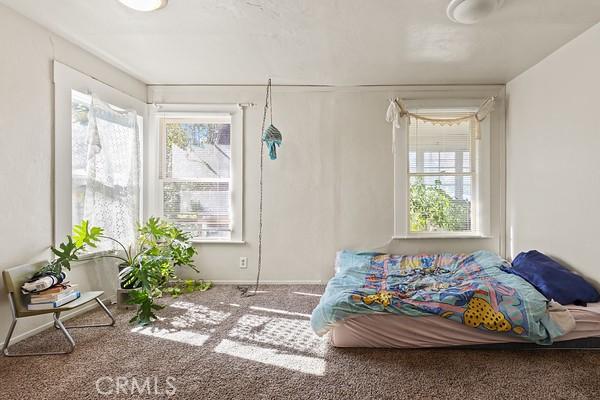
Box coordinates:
[151,106,244,243]
[71,90,142,249]
[54,61,145,248]
[393,104,491,238]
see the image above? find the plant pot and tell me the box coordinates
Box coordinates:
[116,288,138,310]
[117,263,140,310]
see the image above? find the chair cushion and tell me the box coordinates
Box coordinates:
[509,250,600,305]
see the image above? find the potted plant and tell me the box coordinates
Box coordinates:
[36,218,204,325]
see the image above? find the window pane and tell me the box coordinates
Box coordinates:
[463,151,471,171]
[409,175,472,233]
[171,221,230,241]
[163,181,231,240]
[161,116,233,241]
[409,151,417,171]
[72,90,90,226]
[408,114,472,174]
[164,118,231,180]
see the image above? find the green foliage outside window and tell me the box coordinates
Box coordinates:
[409,177,471,232]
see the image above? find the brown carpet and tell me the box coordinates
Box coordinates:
[1,285,600,400]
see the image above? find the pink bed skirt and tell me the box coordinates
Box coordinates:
[330,303,600,348]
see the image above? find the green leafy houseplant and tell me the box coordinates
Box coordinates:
[38,218,205,325]
[163,279,213,298]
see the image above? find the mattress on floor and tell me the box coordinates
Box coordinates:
[331,303,600,348]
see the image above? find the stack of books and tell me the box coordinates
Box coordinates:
[27,284,80,310]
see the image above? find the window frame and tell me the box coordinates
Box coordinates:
[53,61,146,247]
[147,105,244,244]
[393,99,492,239]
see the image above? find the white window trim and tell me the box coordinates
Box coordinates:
[393,98,492,239]
[53,61,146,246]
[146,104,244,243]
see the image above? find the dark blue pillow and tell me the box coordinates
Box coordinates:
[509,250,600,305]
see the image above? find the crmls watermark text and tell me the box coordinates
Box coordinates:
[96,376,176,396]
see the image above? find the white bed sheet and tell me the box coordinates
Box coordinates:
[330,303,600,348]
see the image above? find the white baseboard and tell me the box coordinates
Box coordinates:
[211,280,324,285]
[0,295,115,349]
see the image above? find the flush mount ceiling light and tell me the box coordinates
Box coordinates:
[447,0,503,24]
[118,0,168,12]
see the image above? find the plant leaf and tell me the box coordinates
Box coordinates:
[73,220,103,248]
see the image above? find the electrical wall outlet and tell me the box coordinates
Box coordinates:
[239,257,248,269]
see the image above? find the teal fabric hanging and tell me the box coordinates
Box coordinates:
[262,124,282,160]
[261,79,282,160]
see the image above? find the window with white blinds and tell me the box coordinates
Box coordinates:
[392,102,492,238]
[159,115,234,240]
[408,109,476,233]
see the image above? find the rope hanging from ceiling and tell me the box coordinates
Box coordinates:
[238,78,282,297]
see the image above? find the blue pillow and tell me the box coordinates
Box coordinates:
[509,250,600,305]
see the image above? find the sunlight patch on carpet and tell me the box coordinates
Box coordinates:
[228,314,327,356]
[292,292,322,297]
[131,326,210,347]
[214,339,325,376]
[249,306,311,319]
[168,301,231,328]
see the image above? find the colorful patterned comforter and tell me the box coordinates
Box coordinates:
[311,250,567,344]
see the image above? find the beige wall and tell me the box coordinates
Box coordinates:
[506,23,600,286]
[149,85,506,284]
[0,4,146,344]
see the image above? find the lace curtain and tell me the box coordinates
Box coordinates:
[83,94,140,249]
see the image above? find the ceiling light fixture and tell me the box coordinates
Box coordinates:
[118,0,168,12]
[447,0,503,24]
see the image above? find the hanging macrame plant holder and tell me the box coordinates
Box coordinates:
[239,78,282,297]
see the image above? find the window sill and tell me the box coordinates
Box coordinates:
[393,233,492,240]
[191,240,246,245]
[70,249,121,265]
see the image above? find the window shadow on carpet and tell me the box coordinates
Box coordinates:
[129,299,328,376]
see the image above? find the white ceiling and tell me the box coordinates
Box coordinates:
[2,0,599,85]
